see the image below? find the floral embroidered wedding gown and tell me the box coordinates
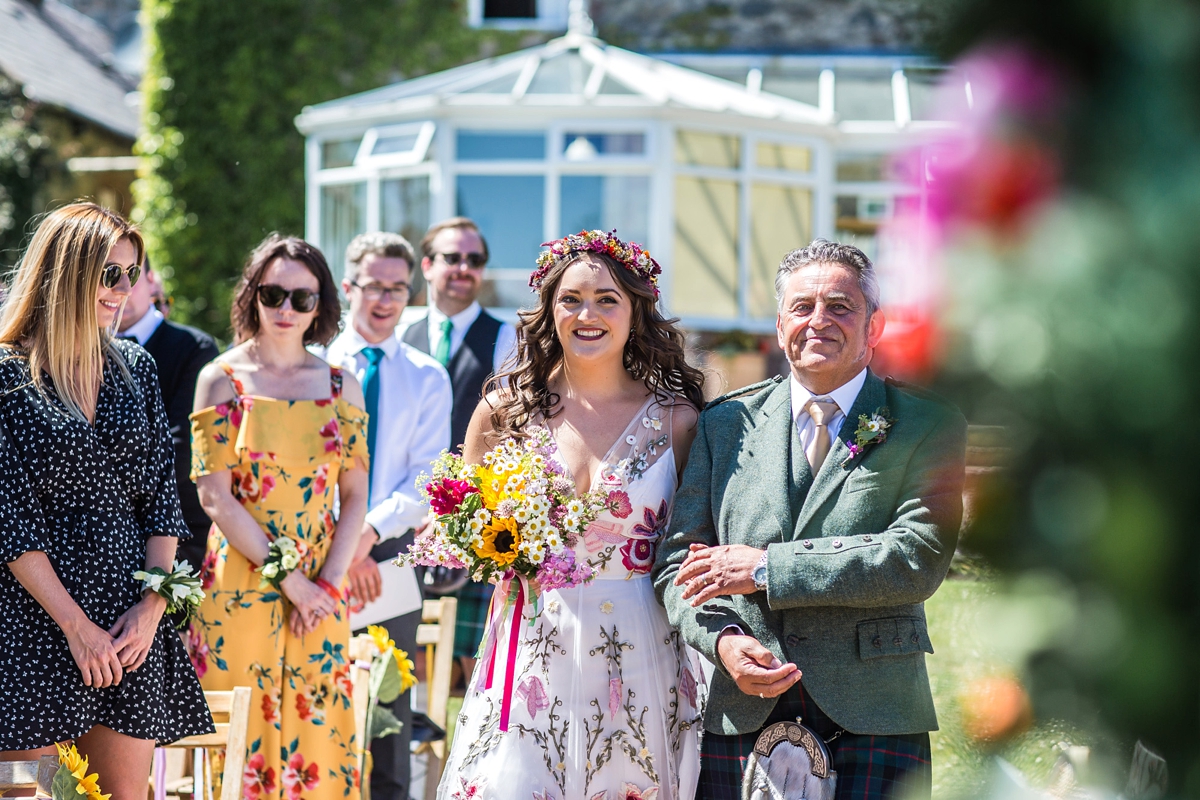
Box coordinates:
[438,396,703,800]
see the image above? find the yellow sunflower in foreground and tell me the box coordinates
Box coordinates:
[55,742,110,800]
[366,625,418,691]
[473,516,522,566]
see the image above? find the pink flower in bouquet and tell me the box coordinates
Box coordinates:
[427,478,479,516]
[537,549,595,591]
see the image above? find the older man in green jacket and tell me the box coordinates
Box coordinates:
[653,240,967,800]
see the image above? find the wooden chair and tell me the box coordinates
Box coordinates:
[159,687,253,800]
[348,633,378,791]
[0,754,57,797]
[414,597,457,800]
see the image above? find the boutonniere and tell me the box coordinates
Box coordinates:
[841,407,894,468]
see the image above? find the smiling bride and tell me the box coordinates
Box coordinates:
[437,230,707,800]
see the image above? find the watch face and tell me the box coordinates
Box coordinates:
[753,565,768,585]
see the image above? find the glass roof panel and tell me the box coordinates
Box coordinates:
[835,69,894,121]
[761,66,821,106]
[906,68,967,121]
[462,70,522,94]
[526,53,591,95]
[597,73,638,95]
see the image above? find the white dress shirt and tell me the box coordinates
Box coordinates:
[422,301,518,372]
[790,368,868,448]
[325,326,453,542]
[121,307,164,345]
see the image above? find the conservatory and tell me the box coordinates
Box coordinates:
[295,29,961,334]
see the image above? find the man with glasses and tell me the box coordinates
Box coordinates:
[326,232,452,800]
[117,257,219,574]
[402,216,516,683]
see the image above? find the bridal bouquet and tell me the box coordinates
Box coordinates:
[401,428,606,595]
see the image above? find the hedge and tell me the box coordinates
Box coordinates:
[133,0,533,337]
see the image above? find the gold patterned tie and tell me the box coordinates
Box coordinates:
[805,399,840,474]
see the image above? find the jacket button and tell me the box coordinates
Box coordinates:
[893,636,903,646]
[911,634,920,644]
[786,634,801,647]
[802,540,813,549]
[863,535,872,542]
[872,636,882,648]
[832,539,842,548]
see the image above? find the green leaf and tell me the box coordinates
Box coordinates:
[367,704,403,741]
[51,764,76,800]
[370,650,403,705]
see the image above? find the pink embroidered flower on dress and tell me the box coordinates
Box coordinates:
[515,675,551,719]
[619,784,660,800]
[606,490,632,519]
[680,666,698,708]
[609,678,622,719]
[619,537,655,575]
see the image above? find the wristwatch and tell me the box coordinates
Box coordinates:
[752,551,769,592]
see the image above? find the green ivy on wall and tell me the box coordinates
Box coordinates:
[133,0,535,336]
[0,75,55,267]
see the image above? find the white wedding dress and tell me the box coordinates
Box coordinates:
[437,396,703,800]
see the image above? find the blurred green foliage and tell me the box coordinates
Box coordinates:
[933,0,1200,793]
[132,0,534,336]
[0,75,55,266]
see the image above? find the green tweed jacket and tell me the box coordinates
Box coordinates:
[653,370,967,737]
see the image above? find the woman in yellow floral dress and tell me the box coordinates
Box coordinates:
[188,235,369,800]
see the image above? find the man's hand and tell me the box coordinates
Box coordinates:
[717,633,802,699]
[675,543,762,606]
[348,556,382,604]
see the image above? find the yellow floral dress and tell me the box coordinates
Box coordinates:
[188,362,368,800]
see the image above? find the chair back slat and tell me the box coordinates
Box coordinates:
[0,754,58,795]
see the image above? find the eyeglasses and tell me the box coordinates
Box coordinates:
[352,281,410,301]
[100,263,141,289]
[435,251,486,269]
[257,284,320,312]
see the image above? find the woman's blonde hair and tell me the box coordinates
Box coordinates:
[0,202,144,422]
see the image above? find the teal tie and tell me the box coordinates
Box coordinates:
[435,318,454,367]
[362,346,384,502]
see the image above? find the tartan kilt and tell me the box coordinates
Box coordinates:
[452,579,495,659]
[697,682,932,800]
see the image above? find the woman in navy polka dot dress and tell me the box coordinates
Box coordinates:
[0,204,212,798]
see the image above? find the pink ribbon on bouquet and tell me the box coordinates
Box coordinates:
[475,573,529,732]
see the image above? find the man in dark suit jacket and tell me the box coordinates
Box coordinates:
[402,217,516,678]
[119,262,220,569]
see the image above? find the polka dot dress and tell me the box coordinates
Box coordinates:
[0,340,213,749]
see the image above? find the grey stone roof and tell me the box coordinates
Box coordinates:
[0,0,138,138]
[590,0,935,53]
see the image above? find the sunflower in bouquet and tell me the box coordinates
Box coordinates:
[403,428,607,595]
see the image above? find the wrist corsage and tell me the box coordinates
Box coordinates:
[257,536,306,591]
[134,559,204,629]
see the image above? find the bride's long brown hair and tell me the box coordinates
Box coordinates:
[490,251,706,438]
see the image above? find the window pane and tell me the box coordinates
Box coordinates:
[756,142,812,173]
[562,132,646,160]
[835,70,894,121]
[457,130,546,161]
[834,194,894,264]
[597,74,637,95]
[749,184,812,318]
[560,175,650,244]
[672,176,739,318]
[527,53,590,95]
[320,183,366,282]
[484,0,535,18]
[906,68,968,121]
[761,66,821,106]
[456,174,545,272]
[675,130,740,169]
[479,271,537,309]
[373,132,420,156]
[321,138,360,169]
[835,152,891,183]
[381,177,431,249]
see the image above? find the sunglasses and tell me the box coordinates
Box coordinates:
[100,263,141,289]
[257,284,320,313]
[435,251,487,269]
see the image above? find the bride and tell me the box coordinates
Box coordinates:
[438,231,708,800]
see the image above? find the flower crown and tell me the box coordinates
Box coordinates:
[530,229,662,297]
